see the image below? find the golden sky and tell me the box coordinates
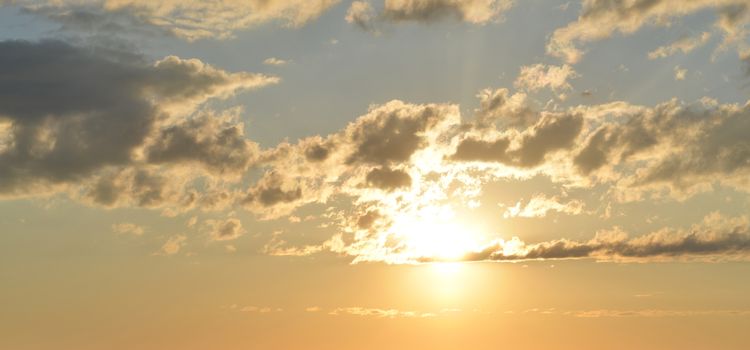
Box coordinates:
[1,0,750,349]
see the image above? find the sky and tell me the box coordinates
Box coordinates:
[1,0,750,349]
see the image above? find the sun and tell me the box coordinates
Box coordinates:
[389,208,483,262]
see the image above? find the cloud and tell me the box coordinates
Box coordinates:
[145,108,259,176]
[239,88,750,264]
[512,112,584,167]
[648,32,712,59]
[111,222,144,235]
[328,307,435,318]
[14,0,341,41]
[365,167,412,191]
[547,0,750,64]
[449,137,511,162]
[0,39,276,208]
[263,230,346,257]
[473,88,535,128]
[451,110,583,167]
[157,234,186,255]
[2,41,750,266]
[346,0,513,31]
[243,100,460,219]
[502,194,584,218]
[577,99,750,198]
[674,65,687,80]
[459,213,750,263]
[515,307,750,318]
[207,217,245,241]
[263,57,289,66]
[346,1,378,32]
[514,63,578,94]
[570,309,750,318]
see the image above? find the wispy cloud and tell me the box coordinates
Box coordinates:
[112,222,145,236]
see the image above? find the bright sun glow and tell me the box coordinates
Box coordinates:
[389,207,483,261]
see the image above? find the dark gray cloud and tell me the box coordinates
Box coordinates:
[85,168,174,208]
[0,39,276,199]
[146,111,259,175]
[449,214,750,263]
[449,137,510,162]
[243,171,304,208]
[366,167,412,191]
[347,0,513,30]
[345,103,445,166]
[0,40,155,194]
[449,112,583,167]
[635,103,750,189]
[513,113,583,167]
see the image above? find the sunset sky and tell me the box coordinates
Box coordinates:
[2,0,750,349]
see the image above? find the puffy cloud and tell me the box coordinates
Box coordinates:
[244,100,460,218]
[674,65,687,80]
[365,167,412,191]
[473,88,535,128]
[145,109,259,176]
[449,137,511,163]
[514,64,578,94]
[3,41,750,267]
[572,98,750,198]
[111,222,144,235]
[207,217,245,241]
[451,109,583,167]
[460,213,750,263]
[512,112,584,167]
[345,101,454,166]
[547,0,750,64]
[346,1,377,32]
[14,0,341,41]
[346,0,513,30]
[242,171,305,218]
[156,234,186,255]
[648,31,712,59]
[252,92,750,264]
[0,40,276,207]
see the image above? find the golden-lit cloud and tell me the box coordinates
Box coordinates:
[328,307,436,318]
[514,63,579,98]
[548,0,750,64]
[459,213,750,263]
[648,32,712,59]
[4,39,750,266]
[14,0,341,40]
[206,217,245,241]
[156,234,186,255]
[346,0,513,31]
[501,194,585,218]
[111,222,145,235]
